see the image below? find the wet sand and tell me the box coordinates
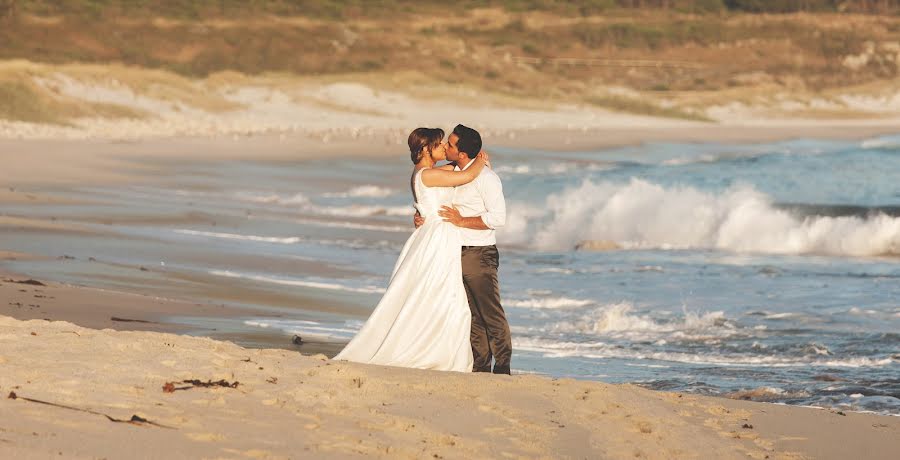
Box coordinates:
[4,121,900,186]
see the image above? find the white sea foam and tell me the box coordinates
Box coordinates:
[502,178,900,257]
[661,153,724,166]
[495,162,611,177]
[550,302,732,339]
[495,165,533,175]
[861,135,900,149]
[507,297,594,309]
[848,307,882,316]
[210,270,385,294]
[309,204,415,217]
[763,312,796,320]
[174,229,303,244]
[513,337,895,368]
[233,189,413,218]
[293,217,409,233]
[243,318,359,341]
[534,267,576,275]
[323,185,395,198]
[173,229,400,251]
[234,191,309,205]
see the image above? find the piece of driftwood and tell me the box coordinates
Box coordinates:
[162,379,240,393]
[3,279,46,286]
[7,391,173,429]
[110,317,155,324]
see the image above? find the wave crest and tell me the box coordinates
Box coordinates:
[503,178,900,257]
[553,302,731,337]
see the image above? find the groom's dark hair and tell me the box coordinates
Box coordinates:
[453,124,482,160]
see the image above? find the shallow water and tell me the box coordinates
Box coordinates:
[5,134,899,415]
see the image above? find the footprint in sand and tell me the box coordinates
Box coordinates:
[635,421,653,434]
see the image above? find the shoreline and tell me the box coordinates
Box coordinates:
[3,123,898,364]
[2,122,898,187]
[2,260,897,419]
[0,261,343,357]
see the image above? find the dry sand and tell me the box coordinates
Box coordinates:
[1,314,897,460]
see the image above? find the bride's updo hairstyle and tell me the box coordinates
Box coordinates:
[408,128,445,164]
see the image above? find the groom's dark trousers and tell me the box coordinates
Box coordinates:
[461,245,512,374]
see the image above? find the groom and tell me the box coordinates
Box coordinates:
[418,124,512,375]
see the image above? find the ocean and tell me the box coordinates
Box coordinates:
[4,134,899,415]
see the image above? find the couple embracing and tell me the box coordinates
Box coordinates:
[335,125,511,375]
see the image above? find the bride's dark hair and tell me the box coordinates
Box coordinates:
[407,128,445,164]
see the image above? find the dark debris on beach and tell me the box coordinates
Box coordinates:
[162,379,240,393]
[3,278,46,286]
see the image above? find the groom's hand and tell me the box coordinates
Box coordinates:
[439,205,491,230]
[438,205,463,226]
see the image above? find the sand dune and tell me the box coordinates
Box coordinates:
[2,61,900,146]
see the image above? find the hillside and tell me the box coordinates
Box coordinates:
[1,2,900,129]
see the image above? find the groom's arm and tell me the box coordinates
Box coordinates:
[438,205,490,230]
[439,173,506,230]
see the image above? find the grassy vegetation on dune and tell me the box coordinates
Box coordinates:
[4,0,899,19]
[1,2,899,124]
[0,79,74,124]
[0,61,247,124]
[587,94,712,121]
[0,75,148,125]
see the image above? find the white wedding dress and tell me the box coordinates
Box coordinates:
[333,168,474,371]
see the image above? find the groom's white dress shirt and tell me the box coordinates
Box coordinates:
[453,161,506,246]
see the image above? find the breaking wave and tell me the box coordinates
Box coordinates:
[502,178,900,257]
[550,302,732,339]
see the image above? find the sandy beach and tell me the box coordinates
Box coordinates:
[1,312,898,460]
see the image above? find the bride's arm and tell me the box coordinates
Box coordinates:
[421,153,486,187]
[435,150,492,172]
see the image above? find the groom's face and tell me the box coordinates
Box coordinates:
[446,134,461,162]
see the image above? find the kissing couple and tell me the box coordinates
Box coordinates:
[334,125,511,375]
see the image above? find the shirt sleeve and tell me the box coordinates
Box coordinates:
[477,172,506,230]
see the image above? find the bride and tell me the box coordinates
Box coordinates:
[333,127,487,371]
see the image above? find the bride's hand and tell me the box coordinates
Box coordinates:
[477,150,491,169]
